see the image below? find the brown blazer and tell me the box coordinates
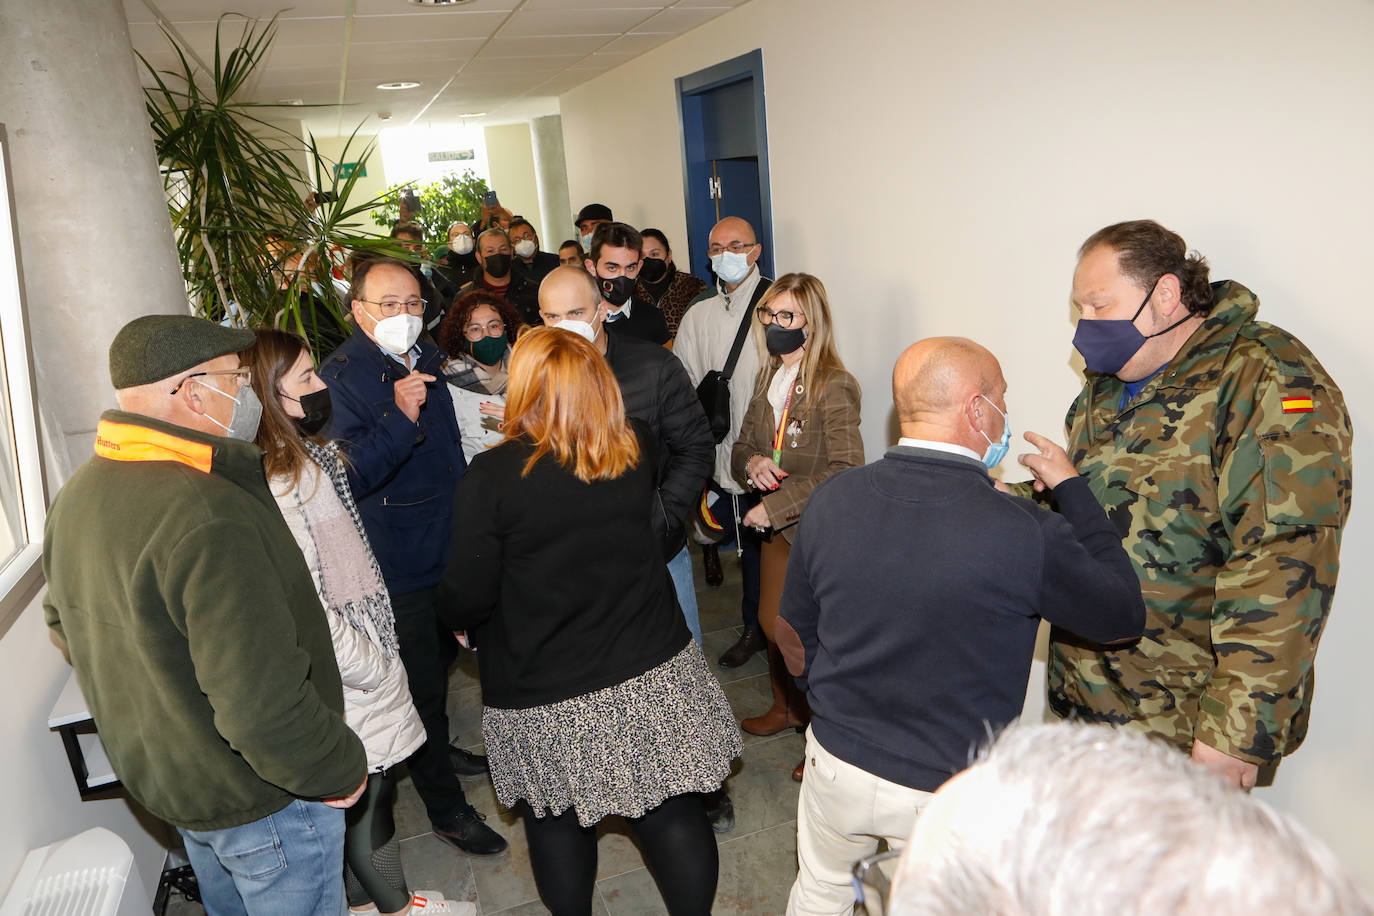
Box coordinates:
[731,367,864,543]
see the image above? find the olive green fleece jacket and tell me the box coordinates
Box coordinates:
[43,410,366,831]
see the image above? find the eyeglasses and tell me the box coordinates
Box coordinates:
[358,297,426,317]
[170,367,251,395]
[851,849,901,910]
[756,305,803,329]
[707,241,756,256]
[465,319,506,337]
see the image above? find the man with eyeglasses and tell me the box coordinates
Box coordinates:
[321,257,509,858]
[673,216,772,667]
[45,315,369,914]
[775,337,1144,916]
[586,222,670,345]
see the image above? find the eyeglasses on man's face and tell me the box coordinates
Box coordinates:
[756,305,803,329]
[358,297,426,317]
[465,319,506,339]
[707,240,756,256]
[169,367,251,395]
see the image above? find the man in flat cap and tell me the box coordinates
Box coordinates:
[43,314,367,916]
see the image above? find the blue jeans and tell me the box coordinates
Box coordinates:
[178,800,347,916]
[667,545,702,646]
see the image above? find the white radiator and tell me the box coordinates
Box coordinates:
[0,828,147,916]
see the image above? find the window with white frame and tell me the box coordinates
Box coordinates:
[0,123,48,632]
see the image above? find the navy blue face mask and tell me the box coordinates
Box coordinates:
[1072,277,1190,375]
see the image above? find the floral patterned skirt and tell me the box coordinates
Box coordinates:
[481,641,743,826]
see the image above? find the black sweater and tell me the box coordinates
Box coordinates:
[438,423,690,709]
[780,446,1145,792]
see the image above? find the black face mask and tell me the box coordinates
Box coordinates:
[599,274,636,307]
[765,324,808,356]
[639,257,669,284]
[286,387,332,436]
[483,253,512,279]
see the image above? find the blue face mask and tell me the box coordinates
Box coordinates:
[978,395,1011,470]
[1071,277,1191,375]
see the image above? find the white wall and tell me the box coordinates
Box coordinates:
[484,123,545,242]
[0,592,170,897]
[560,0,1374,886]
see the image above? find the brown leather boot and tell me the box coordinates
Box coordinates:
[741,642,806,736]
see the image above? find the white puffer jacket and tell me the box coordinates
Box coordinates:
[273,463,425,772]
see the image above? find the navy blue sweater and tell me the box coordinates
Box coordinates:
[779,446,1144,792]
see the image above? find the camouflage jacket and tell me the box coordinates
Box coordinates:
[1046,280,1353,764]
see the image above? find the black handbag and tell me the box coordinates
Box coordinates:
[695,277,772,443]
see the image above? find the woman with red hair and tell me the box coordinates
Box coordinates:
[439,327,740,916]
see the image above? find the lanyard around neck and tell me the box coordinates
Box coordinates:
[772,376,802,464]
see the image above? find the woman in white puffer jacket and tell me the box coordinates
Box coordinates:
[247,329,471,916]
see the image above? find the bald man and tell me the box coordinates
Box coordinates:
[774,337,1146,916]
[673,216,773,666]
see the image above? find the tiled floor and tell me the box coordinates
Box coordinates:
[167,549,803,915]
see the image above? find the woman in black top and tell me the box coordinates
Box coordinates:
[439,327,741,916]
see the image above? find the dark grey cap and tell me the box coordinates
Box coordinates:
[108,314,255,390]
[575,203,612,225]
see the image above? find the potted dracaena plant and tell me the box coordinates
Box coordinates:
[139,12,413,358]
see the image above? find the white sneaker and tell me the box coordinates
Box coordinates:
[409,894,475,915]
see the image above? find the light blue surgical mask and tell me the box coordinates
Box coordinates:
[978,395,1011,470]
[580,232,594,253]
[711,249,754,285]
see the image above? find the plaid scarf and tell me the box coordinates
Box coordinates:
[290,441,399,658]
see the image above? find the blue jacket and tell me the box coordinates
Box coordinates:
[321,326,467,594]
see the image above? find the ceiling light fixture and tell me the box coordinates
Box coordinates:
[459,112,488,118]
[408,0,479,6]
[377,81,421,91]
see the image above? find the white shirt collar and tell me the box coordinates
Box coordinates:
[605,300,633,320]
[897,437,983,462]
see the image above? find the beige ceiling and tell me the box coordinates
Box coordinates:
[125,0,750,136]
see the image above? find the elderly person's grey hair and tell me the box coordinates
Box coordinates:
[888,722,1371,916]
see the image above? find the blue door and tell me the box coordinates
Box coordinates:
[677,51,774,286]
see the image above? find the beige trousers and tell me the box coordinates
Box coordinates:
[787,727,932,916]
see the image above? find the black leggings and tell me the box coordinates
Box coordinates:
[521,792,718,916]
[344,770,411,912]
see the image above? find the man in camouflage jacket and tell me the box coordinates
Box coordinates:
[1042,220,1353,789]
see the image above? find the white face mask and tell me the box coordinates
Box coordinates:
[554,313,600,344]
[513,239,537,259]
[450,235,474,256]
[711,249,754,285]
[371,313,423,354]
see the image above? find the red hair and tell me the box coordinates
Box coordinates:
[502,327,639,482]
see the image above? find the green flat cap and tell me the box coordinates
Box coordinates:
[109,315,256,390]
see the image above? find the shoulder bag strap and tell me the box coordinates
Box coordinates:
[720,277,773,382]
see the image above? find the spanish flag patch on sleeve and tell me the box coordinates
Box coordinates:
[1281,396,1315,413]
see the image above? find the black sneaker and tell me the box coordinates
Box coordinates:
[432,806,508,857]
[704,789,734,834]
[449,743,490,777]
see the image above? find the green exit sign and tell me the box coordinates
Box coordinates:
[333,161,366,179]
